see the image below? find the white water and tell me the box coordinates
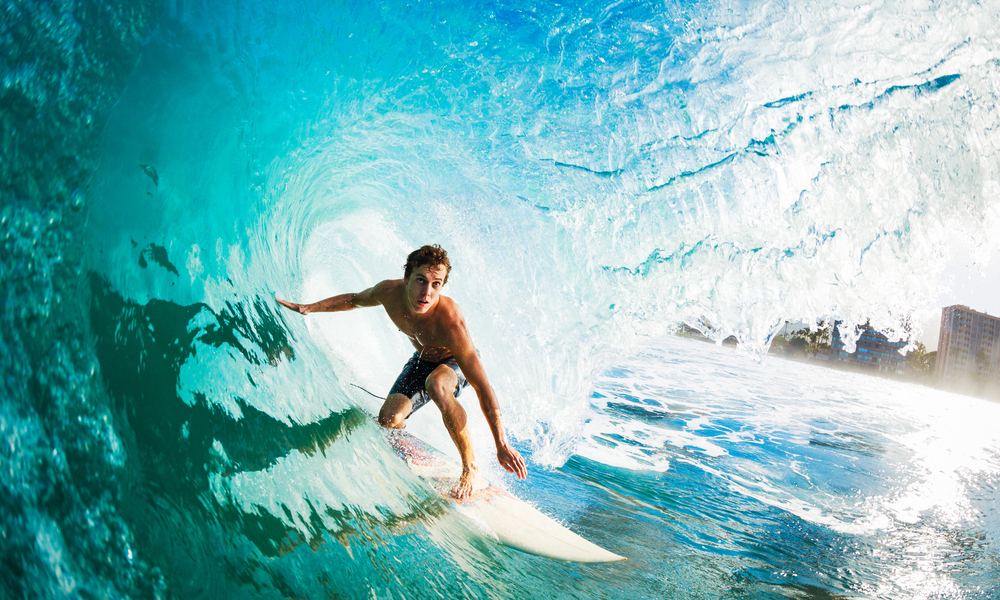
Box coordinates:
[580,336,1000,598]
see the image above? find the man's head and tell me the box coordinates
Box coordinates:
[403,245,450,315]
[403,245,451,285]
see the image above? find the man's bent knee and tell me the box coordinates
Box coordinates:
[425,372,458,406]
[378,410,406,428]
[378,394,411,429]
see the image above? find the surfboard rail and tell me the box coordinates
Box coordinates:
[383,428,625,563]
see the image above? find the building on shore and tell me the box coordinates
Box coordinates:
[935,305,1000,393]
[830,323,907,375]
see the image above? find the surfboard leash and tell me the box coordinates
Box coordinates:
[350,382,386,400]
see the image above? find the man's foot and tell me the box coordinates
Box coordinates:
[451,462,479,499]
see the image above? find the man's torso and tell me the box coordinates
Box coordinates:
[378,279,458,362]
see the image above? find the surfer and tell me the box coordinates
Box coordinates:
[275,244,527,498]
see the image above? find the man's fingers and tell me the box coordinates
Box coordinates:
[498,454,513,474]
[500,450,527,480]
[275,297,306,314]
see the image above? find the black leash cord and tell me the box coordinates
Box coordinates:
[350,382,386,400]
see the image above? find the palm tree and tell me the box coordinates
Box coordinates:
[906,342,932,379]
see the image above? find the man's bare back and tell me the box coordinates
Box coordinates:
[276,245,526,498]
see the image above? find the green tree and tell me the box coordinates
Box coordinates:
[790,322,833,357]
[786,335,809,356]
[906,342,933,379]
[906,341,926,368]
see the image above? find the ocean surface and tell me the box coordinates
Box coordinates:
[3,0,1000,598]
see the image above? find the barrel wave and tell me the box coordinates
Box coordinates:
[3,0,1000,598]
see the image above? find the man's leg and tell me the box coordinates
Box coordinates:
[425,365,478,498]
[378,393,413,429]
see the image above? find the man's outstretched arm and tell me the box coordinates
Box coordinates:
[275,282,384,315]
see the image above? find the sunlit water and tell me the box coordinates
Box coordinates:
[3,0,1000,597]
[576,336,1000,599]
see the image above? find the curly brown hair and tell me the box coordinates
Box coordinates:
[403,244,451,284]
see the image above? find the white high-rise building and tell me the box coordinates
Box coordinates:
[935,305,1000,389]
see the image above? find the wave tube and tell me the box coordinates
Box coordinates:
[4,0,1000,597]
[92,0,1000,456]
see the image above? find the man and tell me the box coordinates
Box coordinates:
[276,244,527,498]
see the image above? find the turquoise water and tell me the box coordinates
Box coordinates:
[3,0,1000,597]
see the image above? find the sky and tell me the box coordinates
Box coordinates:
[918,235,1000,350]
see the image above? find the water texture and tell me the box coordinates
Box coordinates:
[2,0,1000,598]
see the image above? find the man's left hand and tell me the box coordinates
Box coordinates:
[497,443,527,480]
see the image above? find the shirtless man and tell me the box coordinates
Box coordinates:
[276,244,527,498]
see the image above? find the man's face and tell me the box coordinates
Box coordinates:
[405,263,447,314]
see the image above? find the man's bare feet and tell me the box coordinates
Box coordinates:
[451,462,479,499]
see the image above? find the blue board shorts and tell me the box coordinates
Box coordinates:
[388,352,470,415]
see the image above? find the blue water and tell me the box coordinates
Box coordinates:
[3,0,1000,597]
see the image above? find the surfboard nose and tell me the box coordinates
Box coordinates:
[383,426,624,563]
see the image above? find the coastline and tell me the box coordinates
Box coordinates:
[674,331,1000,402]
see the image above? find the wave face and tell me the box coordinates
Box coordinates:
[1,1,165,597]
[3,0,1000,597]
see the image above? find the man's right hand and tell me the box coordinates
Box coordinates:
[497,443,527,480]
[275,296,311,315]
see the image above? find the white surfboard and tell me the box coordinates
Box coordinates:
[382,428,625,563]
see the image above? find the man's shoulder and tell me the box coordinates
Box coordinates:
[434,296,467,328]
[436,293,460,312]
[356,279,403,308]
[372,278,404,295]
[433,298,474,352]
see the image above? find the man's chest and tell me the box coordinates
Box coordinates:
[385,309,441,346]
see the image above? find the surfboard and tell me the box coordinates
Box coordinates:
[382,427,625,563]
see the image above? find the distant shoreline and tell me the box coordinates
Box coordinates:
[674,331,1000,403]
